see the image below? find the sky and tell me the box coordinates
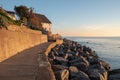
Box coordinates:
[0,0,120,37]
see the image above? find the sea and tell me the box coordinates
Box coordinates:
[66,37,120,70]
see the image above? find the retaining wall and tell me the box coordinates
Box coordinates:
[0,29,47,62]
[45,39,63,56]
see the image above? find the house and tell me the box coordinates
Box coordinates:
[35,13,52,32]
[0,7,16,20]
[6,11,16,20]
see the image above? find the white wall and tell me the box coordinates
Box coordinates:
[41,23,52,31]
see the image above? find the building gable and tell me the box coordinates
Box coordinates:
[35,13,51,24]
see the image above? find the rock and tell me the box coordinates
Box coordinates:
[83,47,92,53]
[88,56,100,65]
[80,46,84,52]
[89,60,110,71]
[69,56,89,72]
[100,60,110,71]
[52,65,68,71]
[53,56,68,66]
[67,54,76,61]
[76,47,81,52]
[69,51,76,56]
[109,69,120,80]
[48,51,56,59]
[75,52,79,57]
[90,51,98,58]
[88,69,108,80]
[64,53,69,59]
[48,39,110,80]
[69,66,78,73]
[55,69,69,80]
[55,56,67,61]
[86,51,90,55]
[70,56,89,66]
[58,52,65,57]
[70,71,90,80]
[89,63,104,70]
[80,51,89,57]
[75,62,89,72]
[67,49,71,53]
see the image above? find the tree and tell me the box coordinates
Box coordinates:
[14,5,43,30]
[14,5,30,20]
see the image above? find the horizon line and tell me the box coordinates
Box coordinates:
[62,36,120,38]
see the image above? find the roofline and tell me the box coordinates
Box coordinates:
[34,13,52,24]
[6,11,15,14]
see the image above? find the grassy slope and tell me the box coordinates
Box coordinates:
[0,9,21,29]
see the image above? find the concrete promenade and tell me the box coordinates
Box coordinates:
[0,42,55,80]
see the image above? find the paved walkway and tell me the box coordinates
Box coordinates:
[0,42,55,80]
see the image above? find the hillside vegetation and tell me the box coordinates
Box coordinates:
[0,8,21,29]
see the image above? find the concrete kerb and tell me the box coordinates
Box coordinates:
[45,39,63,56]
[36,42,56,80]
[37,40,63,80]
[45,42,57,56]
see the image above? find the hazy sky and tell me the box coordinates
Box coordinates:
[0,0,120,36]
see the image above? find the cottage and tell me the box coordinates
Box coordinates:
[6,11,16,20]
[35,13,52,32]
[0,7,16,20]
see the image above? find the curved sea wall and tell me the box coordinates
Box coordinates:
[45,39,63,56]
[0,29,47,62]
[37,40,63,80]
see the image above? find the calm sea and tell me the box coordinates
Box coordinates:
[66,37,120,70]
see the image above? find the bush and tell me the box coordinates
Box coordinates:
[0,10,21,27]
[14,20,21,26]
[0,15,8,29]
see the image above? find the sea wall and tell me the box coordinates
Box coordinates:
[0,29,47,62]
[45,39,63,56]
[48,39,111,80]
[37,40,63,80]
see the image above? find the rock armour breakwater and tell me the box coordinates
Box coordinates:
[48,39,110,80]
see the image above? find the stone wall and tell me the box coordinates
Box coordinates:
[0,29,47,62]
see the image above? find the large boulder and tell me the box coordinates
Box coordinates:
[69,66,78,73]
[88,69,108,80]
[70,71,90,80]
[100,60,110,71]
[67,53,76,61]
[80,51,89,58]
[83,46,92,53]
[52,65,68,71]
[70,56,89,72]
[53,57,68,66]
[89,51,98,58]
[70,56,89,66]
[55,69,69,80]
[88,56,100,65]
[75,62,89,72]
[109,69,120,80]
